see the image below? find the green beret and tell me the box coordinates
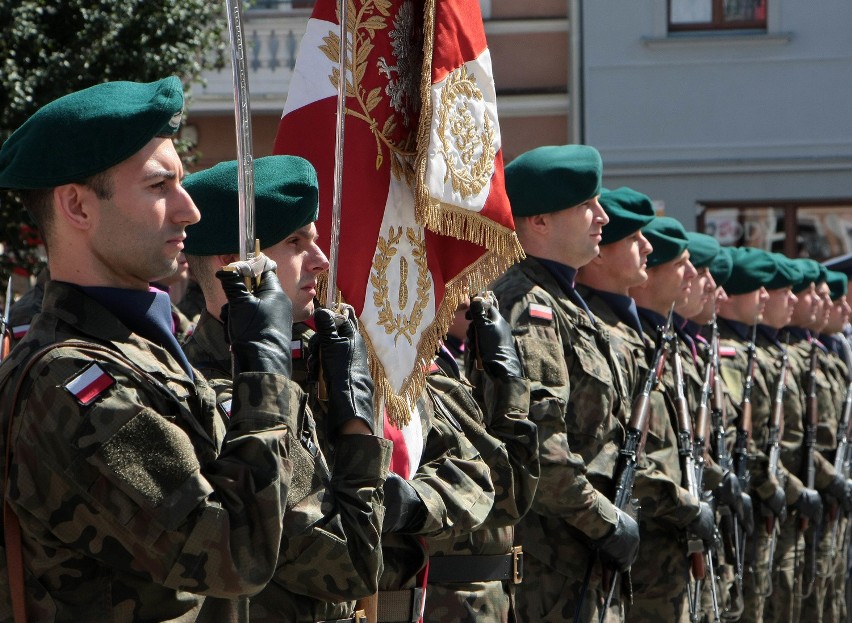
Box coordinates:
[792,258,822,293]
[765,254,802,290]
[725,248,777,295]
[183,155,319,256]
[685,232,721,269]
[642,217,688,268]
[505,145,602,217]
[825,269,848,300]
[0,77,184,189]
[709,246,733,287]
[599,187,656,245]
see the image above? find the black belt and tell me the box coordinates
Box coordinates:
[427,546,524,585]
[376,587,425,623]
[317,612,367,623]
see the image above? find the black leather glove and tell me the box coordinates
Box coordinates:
[689,501,718,543]
[741,492,755,537]
[465,293,523,380]
[382,472,426,534]
[763,485,788,523]
[826,474,852,514]
[794,487,824,522]
[596,507,640,573]
[216,268,293,377]
[716,471,744,520]
[309,307,375,438]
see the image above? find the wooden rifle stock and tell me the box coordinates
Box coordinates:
[672,340,706,580]
[765,349,788,533]
[801,342,819,532]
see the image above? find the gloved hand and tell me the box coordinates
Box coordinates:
[826,474,852,514]
[762,484,788,524]
[216,268,293,377]
[741,492,755,536]
[382,472,426,534]
[689,501,718,543]
[595,507,640,573]
[794,487,824,522]
[309,307,375,438]
[716,471,744,520]
[466,293,523,380]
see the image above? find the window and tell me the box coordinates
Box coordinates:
[699,201,852,261]
[669,0,767,32]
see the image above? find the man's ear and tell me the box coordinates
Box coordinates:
[524,213,550,236]
[53,184,95,231]
[217,253,238,267]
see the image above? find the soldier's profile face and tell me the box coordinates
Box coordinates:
[264,222,329,322]
[598,230,652,290]
[763,287,796,328]
[87,138,200,289]
[546,196,608,268]
[648,251,695,309]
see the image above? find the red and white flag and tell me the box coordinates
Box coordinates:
[274,0,522,459]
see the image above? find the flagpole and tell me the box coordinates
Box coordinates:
[326,0,348,309]
[225,0,256,264]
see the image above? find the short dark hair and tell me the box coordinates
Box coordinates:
[18,170,114,247]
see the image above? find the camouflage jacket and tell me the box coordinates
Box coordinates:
[580,288,702,530]
[718,321,803,505]
[176,279,205,328]
[421,352,538,623]
[290,326,495,606]
[183,311,392,622]
[784,330,838,493]
[492,259,630,582]
[0,281,299,622]
[7,268,48,348]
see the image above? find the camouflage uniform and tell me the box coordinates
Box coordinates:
[0,281,299,621]
[801,334,849,623]
[634,308,708,623]
[290,326,496,623]
[177,279,206,328]
[579,287,707,623]
[492,259,632,623]
[421,350,538,623]
[717,321,800,623]
[7,267,48,347]
[183,311,392,622]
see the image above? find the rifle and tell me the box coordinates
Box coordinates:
[1,278,12,361]
[796,339,820,599]
[672,335,721,623]
[595,307,676,623]
[827,340,852,564]
[707,316,745,620]
[758,340,789,597]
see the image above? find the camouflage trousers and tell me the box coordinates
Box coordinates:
[514,552,624,623]
[423,581,512,623]
[739,519,775,623]
[800,512,850,623]
[627,525,691,623]
[762,516,806,623]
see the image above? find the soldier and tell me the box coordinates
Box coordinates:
[492,145,640,622]
[715,248,800,623]
[817,269,852,623]
[576,189,723,622]
[422,296,539,623]
[627,217,717,622]
[0,78,300,620]
[181,155,392,622]
[796,263,852,623]
[6,265,48,346]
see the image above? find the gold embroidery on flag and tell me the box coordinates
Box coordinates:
[370,226,431,345]
[321,0,418,182]
[437,65,495,199]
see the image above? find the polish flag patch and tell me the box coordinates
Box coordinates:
[291,339,303,360]
[529,303,553,321]
[12,324,29,340]
[218,398,233,418]
[64,363,115,406]
[719,346,737,358]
